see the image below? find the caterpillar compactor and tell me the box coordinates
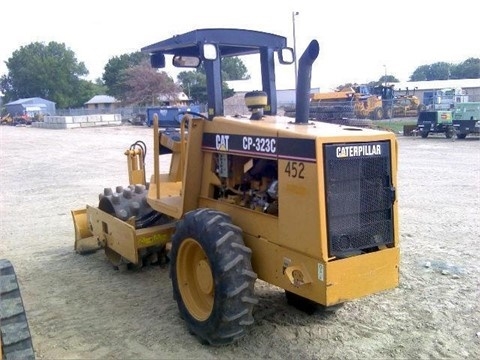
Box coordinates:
[72,28,400,346]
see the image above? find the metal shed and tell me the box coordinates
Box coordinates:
[5,97,56,117]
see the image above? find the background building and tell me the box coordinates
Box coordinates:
[5,97,56,117]
[393,79,480,104]
[84,95,120,111]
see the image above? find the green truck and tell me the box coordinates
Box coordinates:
[452,102,480,139]
[417,110,455,138]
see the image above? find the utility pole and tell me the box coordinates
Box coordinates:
[383,64,387,86]
[292,11,299,86]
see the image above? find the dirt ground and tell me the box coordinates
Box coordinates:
[1,124,479,359]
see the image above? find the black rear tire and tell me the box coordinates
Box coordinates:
[285,291,344,315]
[170,208,258,345]
[445,127,454,139]
[385,107,393,119]
[285,290,318,314]
[373,107,384,120]
[0,259,35,360]
[285,290,343,315]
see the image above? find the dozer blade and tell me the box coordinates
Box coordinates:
[71,208,102,254]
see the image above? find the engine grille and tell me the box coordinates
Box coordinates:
[324,141,395,258]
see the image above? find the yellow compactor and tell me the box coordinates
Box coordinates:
[72,28,400,346]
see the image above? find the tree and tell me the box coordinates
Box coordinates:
[409,61,469,81]
[177,71,207,102]
[378,75,399,86]
[120,60,180,106]
[338,75,399,91]
[72,79,107,108]
[176,56,246,103]
[176,70,233,104]
[196,56,250,80]
[221,57,250,80]
[0,42,93,108]
[429,62,451,80]
[450,58,480,79]
[103,52,149,98]
[410,65,430,81]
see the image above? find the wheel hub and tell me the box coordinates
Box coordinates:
[196,259,213,294]
[177,238,214,321]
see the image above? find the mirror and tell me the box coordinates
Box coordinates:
[150,53,165,68]
[172,55,201,68]
[202,43,218,61]
[278,47,294,64]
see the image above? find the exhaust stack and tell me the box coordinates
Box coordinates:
[295,40,320,124]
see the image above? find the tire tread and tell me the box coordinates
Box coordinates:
[171,209,257,346]
[0,259,35,360]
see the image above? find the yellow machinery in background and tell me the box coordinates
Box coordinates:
[373,85,426,118]
[72,28,400,346]
[1,113,13,125]
[392,94,426,117]
[309,84,388,121]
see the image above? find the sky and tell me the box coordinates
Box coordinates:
[1,0,479,92]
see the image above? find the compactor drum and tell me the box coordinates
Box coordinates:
[98,184,165,230]
[71,28,400,345]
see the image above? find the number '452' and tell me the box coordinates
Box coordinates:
[284,161,305,179]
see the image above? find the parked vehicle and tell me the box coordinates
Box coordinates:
[71,28,400,346]
[453,102,480,138]
[308,84,386,121]
[146,105,201,127]
[416,110,455,138]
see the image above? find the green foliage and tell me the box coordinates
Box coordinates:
[176,70,234,104]
[380,75,399,84]
[410,65,430,81]
[223,85,234,99]
[0,41,94,108]
[221,57,250,80]
[72,79,105,108]
[189,82,208,104]
[410,58,480,81]
[450,58,480,79]
[196,56,250,80]
[364,75,400,89]
[336,75,399,91]
[93,77,108,93]
[430,62,451,80]
[176,56,247,103]
[103,52,149,98]
[177,71,206,99]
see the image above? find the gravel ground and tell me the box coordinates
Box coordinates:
[0,124,479,359]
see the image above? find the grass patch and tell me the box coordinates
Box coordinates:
[373,118,417,133]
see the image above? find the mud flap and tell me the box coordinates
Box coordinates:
[71,208,102,254]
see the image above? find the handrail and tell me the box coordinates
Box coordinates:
[179,115,189,181]
[153,113,160,199]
